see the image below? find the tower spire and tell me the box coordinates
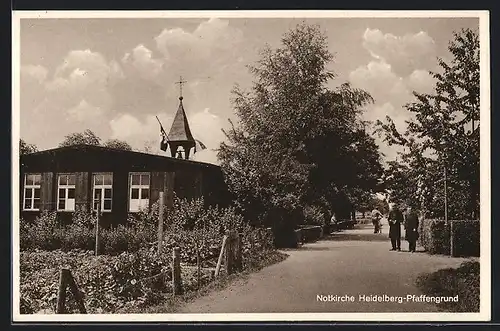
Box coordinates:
[175,76,187,100]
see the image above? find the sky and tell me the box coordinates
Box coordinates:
[18,15,479,165]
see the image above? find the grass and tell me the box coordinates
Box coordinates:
[416,260,480,312]
[116,250,289,314]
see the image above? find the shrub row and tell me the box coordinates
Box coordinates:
[418,219,479,257]
[296,225,323,244]
[21,221,156,255]
[20,197,275,260]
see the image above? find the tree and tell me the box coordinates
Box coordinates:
[104,139,133,151]
[59,129,102,147]
[20,139,38,155]
[375,29,479,219]
[218,24,383,244]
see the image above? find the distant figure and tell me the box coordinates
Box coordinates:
[404,206,420,253]
[387,203,403,251]
[371,209,383,234]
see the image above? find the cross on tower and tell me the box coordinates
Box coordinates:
[175,76,187,99]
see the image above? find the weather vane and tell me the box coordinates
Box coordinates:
[175,76,187,99]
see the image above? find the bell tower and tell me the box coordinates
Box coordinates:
[166,77,196,160]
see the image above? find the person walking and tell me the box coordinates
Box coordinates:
[404,206,420,253]
[371,209,383,234]
[387,203,403,251]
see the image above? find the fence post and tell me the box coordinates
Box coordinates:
[214,235,228,278]
[158,192,164,255]
[236,233,243,271]
[66,270,87,314]
[56,268,69,314]
[95,197,100,257]
[196,242,201,290]
[450,220,455,257]
[225,231,234,275]
[172,247,183,295]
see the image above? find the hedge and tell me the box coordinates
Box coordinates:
[20,197,275,259]
[450,220,480,257]
[418,219,479,257]
[297,225,323,243]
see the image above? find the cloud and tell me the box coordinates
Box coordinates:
[362,28,437,76]
[406,69,436,94]
[113,17,248,125]
[21,64,48,83]
[110,113,173,148]
[125,44,164,80]
[155,18,244,68]
[20,50,125,148]
[44,49,123,112]
[66,99,103,122]
[351,28,439,163]
[349,60,412,107]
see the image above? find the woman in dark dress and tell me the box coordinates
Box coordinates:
[404,206,419,253]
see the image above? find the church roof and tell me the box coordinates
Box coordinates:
[167,97,195,142]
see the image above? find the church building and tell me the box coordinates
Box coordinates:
[19,83,230,227]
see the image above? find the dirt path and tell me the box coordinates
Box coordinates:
[179,225,473,313]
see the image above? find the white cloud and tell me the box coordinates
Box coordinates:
[349,60,412,106]
[109,113,174,150]
[43,49,123,112]
[21,64,48,83]
[406,69,436,94]
[66,99,103,122]
[188,108,229,165]
[362,28,436,76]
[127,44,164,80]
[190,108,226,147]
[154,18,244,76]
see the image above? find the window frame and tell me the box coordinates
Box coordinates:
[128,172,150,212]
[92,173,113,212]
[57,173,76,212]
[23,173,41,211]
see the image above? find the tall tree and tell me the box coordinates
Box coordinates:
[59,129,102,147]
[376,29,479,219]
[19,139,38,155]
[104,139,133,151]
[218,24,383,243]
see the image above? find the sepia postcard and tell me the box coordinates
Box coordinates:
[12,10,491,322]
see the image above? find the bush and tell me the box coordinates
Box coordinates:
[20,196,276,265]
[416,261,479,312]
[297,225,323,243]
[419,219,480,257]
[303,205,325,226]
[419,219,450,255]
[451,220,480,257]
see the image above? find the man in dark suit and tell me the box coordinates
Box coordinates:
[404,206,420,253]
[387,203,403,251]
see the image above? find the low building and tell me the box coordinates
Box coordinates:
[19,144,230,227]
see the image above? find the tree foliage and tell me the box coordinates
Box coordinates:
[218,24,383,239]
[20,139,38,155]
[375,29,480,219]
[58,130,133,152]
[104,139,133,151]
[59,129,102,147]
